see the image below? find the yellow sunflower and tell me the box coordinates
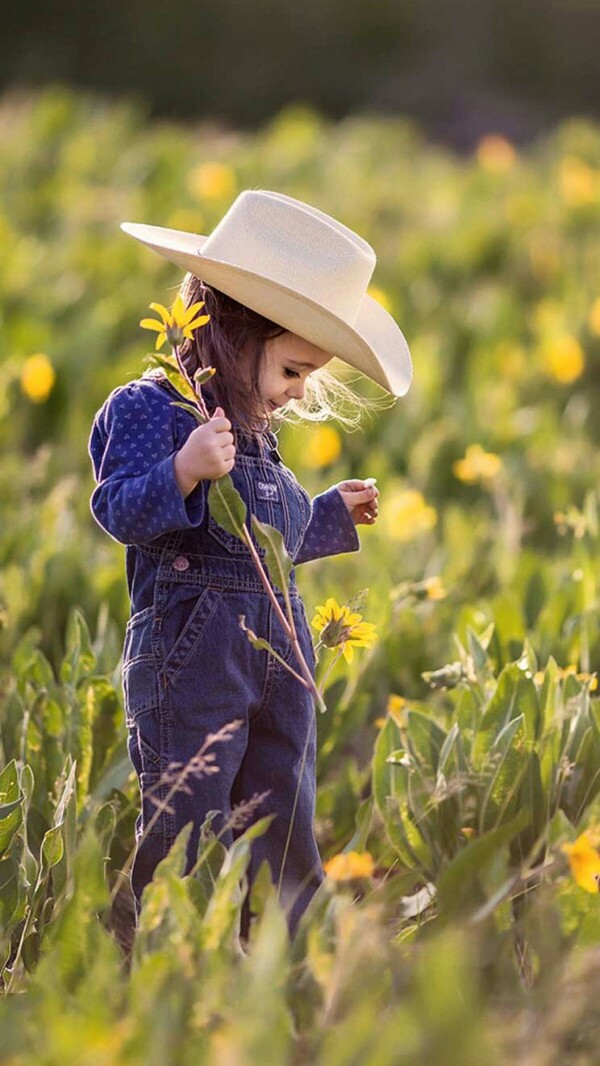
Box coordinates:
[324,851,375,881]
[140,293,210,350]
[561,830,600,893]
[311,596,377,664]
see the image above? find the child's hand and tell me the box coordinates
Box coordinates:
[335,478,379,526]
[174,407,236,497]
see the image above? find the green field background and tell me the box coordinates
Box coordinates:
[1,87,600,1063]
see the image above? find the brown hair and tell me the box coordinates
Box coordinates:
[157,272,391,439]
[177,272,287,438]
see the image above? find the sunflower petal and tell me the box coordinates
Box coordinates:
[324,597,342,620]
[181,300,206,324]
[185,314,211,331]
[140,318,165,332]
[149,301,173,325]
[155,333,167,350]
[342,642,354,664]
[171,293,186,323]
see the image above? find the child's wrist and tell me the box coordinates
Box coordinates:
[173,448,201,498]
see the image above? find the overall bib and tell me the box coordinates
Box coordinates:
[88,373,360,937]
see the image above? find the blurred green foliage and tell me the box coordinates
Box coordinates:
[1,88,600,1062]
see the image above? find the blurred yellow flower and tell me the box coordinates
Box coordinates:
[561,831,600,893]
[476,134,517,173]
[423,576,447,601]
[531,298,565,336]
[559,157,598,207]
[189,162,237,202]
[386,694,407,728]
[20,353,56,403]
[578,673,598,691]
[167,208,205,234]
[324,851,375,881]
[140,293,210,350]
[383,488,437,542]
[538,334,585,384]
[367,285,393,313]
[588,298,600,337]
[303,425,342,469]
[453,444,502,484]
[311,597,377,664]
[461,827,477,839]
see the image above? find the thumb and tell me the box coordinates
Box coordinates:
[212,406,224,418]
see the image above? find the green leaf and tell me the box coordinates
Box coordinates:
[170,400,206,424]
[406,710,448,774]
[145,353,198,403]
[372,719,433,871]
[342,795,374,854]
[41,825,64,870]
[239,616,292,672]
[249,857,275,920]
[472,663,539,770]
[0,762,23,858]
[251,515,292,596]
[466,626,494,681]
[0,850,24,932]
[512,752,547,861]
[437,809,529,919]
[479,714,526,831]
[201,819,275,952]
[60,607,96,686]
[208,474,247,541]
[436,722,461,782]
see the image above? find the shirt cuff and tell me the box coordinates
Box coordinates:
[324,485,361,553]
[169,452,206,528]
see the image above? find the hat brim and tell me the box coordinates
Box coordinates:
[121,222,412,397]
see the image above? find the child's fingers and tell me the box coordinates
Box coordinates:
[344,486,377,505]
[211,407,232,431]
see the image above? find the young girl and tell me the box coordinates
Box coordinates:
[88,189,412,940]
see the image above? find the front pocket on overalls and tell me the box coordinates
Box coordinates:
[159,583,223,681]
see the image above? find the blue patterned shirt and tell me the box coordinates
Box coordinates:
[88,374,360,565]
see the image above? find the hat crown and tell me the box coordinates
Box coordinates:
[200,190,376,325]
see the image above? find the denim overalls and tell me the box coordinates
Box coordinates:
[88,372,360,937]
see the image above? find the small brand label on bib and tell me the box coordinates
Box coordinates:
[256,480,279,502]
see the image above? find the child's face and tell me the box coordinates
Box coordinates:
[257,333,333,415]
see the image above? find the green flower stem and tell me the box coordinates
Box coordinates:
[240,521,325,712]
[173,344,210,420]
[162,346,324,711]
[317,645,345,695]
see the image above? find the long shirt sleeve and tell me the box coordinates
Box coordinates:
[294,485,360,564]
[88,381,206,545]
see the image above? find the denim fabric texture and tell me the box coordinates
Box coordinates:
[88,373,360,938]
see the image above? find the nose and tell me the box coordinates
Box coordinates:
[287,379,305,401]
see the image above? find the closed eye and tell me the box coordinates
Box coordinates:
[283,367,301,379]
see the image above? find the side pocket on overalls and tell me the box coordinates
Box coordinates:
[122,605,161,774]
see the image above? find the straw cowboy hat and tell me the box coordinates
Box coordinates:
[120,189,412,396]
